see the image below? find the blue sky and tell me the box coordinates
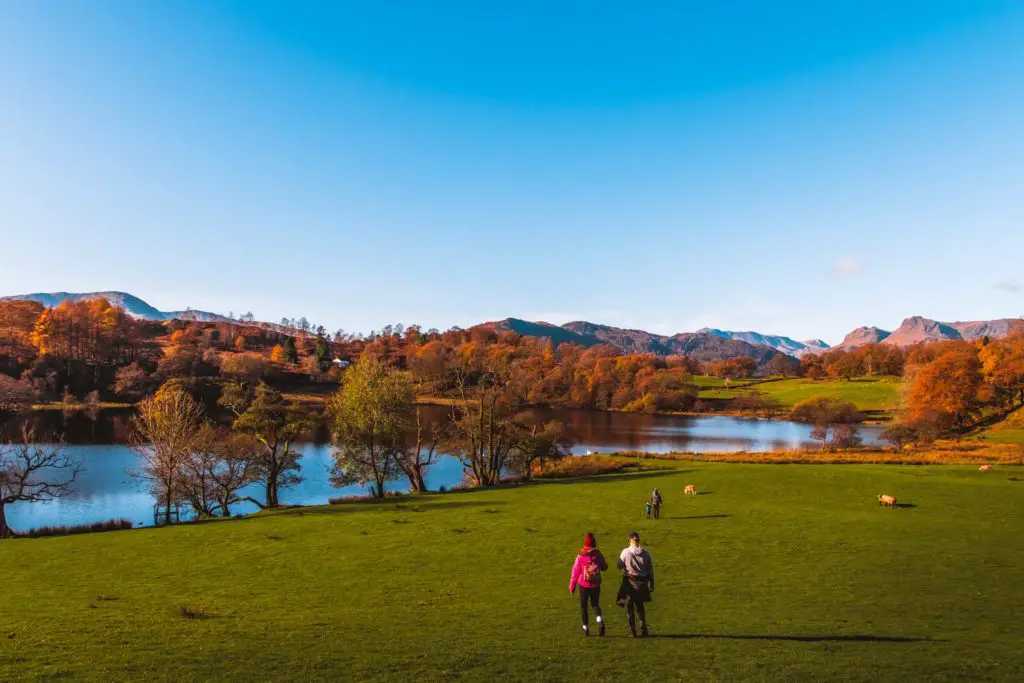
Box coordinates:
[1,1,1022,344]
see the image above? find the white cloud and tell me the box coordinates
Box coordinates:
[994,280,1022,293]
[835,258,862,277]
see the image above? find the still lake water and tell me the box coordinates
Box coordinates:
[3,406,882,531]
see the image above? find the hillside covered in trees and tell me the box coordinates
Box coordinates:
[1,297,1023,443]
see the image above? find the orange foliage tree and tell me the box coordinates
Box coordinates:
[906,349,982,430]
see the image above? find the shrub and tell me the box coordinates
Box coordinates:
[535,455,638,479]
[881,423,919,450]
[0,374,38,414]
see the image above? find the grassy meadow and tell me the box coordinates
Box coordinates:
[979,407,1024,445]
[754,377,903,416]
[2,459,1022,682]
[696,376,903,417]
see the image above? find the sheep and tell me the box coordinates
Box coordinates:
[684,484,696,496]
[878,494,897,508]
[979,464,992,472]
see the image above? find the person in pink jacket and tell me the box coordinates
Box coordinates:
[569,532,609,636]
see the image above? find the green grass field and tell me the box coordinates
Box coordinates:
[2,460,1022,682]
[980,407,1024,445]
[724,377,903,415]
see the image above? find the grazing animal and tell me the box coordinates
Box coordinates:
[979,464,992,472]
[684,484,696,496]
[878,494,897,508]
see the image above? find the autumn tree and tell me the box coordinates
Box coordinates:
[906,350,982,431]
[790,396,864,451]
[157,345,217,380]
[855,344,905,376]
[30,298,136,366]
[112,362,152,400]
[219,381,309,507]
[821,350,865,381]
[396,409,446,493]
[220,352,265,384]
[731,393,782,417]
[978,334,1024,409]
[1,430,81,538]
[509,420,573,479]
[880,422,919,450]
[0,374,39,415]
[178,425,260,517]
[710,357,756,380]
[766,353,801,377]
[131,381,205,524]
[800,354,826,380]
[326,358,413,497]
[270,344,286,363]
[408,340,454,392]
[448,350,525,486]
[0,300,44,346]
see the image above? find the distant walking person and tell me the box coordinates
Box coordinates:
[569,533,609,636]
[616,531,655,637]
[644,501,652,519]
[651,488,663,520]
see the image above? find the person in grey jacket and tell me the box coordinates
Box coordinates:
[616,531,655,637]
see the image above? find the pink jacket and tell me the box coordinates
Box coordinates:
[569,548,609,591]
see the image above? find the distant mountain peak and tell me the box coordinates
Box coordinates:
[883,317,962,347]
[834,326,891,349]
[695,327,829,358]
[0,291,232,323]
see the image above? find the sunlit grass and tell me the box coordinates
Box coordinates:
[2,459,1021,681]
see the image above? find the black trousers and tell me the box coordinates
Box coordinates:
[626,598,647,630]
[579,586,602,625]
[653,504,661,519]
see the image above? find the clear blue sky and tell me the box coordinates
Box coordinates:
[2,1,1022,344]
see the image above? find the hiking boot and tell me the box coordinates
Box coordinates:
[598,621,606,637]
[627,628,637,638]
[581,625,589,637]
[640,622,650,638]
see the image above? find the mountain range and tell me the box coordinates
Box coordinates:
[834,316,1024,349]
[3,291,1022,363]
[482,314,1024,362]
[0,291,232,323]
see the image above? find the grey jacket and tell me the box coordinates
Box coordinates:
[617,545,655,584]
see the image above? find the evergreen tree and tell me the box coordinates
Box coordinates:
[282,337,298,364]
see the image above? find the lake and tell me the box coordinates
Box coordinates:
[3,406,883,531]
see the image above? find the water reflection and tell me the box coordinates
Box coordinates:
[4,406,882,531]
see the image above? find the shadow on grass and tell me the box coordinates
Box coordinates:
[664,514,731,520]
[651,634,939,643]
[537,470,686,486]
[272,499,507,517]
[894,503,917,509]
